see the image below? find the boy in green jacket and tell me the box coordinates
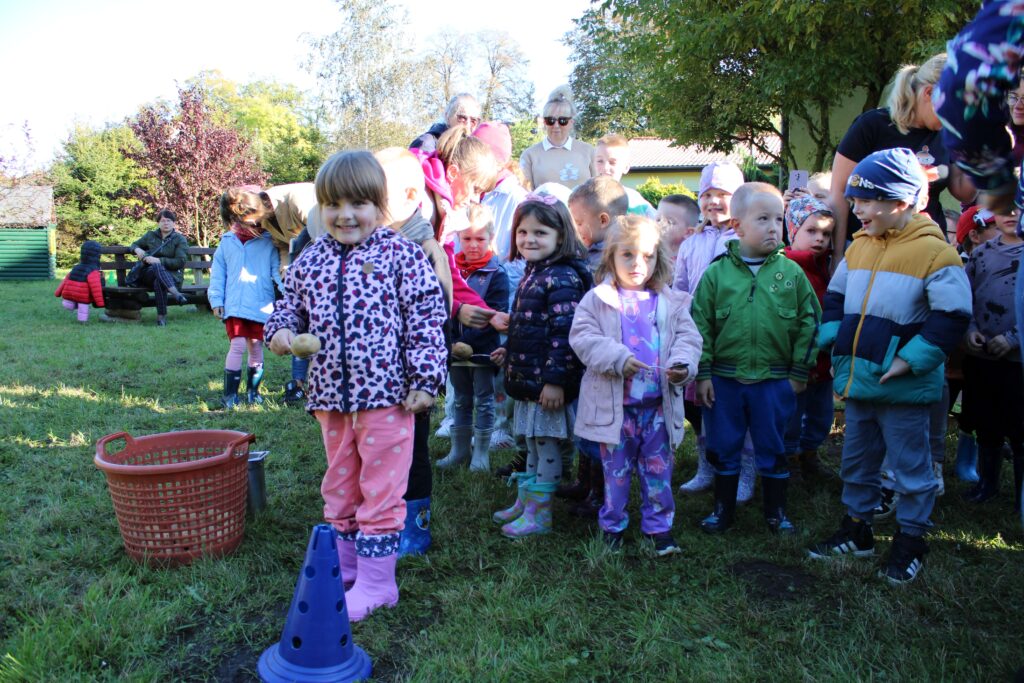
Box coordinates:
[691,182,820,535]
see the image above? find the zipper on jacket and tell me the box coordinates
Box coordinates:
[842,240,887,398]
[337,247,351,412]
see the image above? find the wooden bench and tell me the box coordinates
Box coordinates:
[100,245,215,320]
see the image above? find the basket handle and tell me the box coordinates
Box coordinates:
[95,432,134,460]
[224,433,256,460]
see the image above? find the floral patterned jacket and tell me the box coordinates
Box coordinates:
[264,227,448,414]
[936,0,1024,236]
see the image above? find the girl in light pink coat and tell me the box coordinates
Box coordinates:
[570,215,702,554]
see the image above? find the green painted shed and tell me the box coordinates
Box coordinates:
[0,186,55,280]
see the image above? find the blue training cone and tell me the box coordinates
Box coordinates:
[258,524,372,682]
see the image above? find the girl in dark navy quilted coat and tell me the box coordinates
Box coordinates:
[55,240,105,323]
[265,151,448,622]
[492,194,593,538]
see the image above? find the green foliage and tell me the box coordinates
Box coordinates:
[740,154,780,187]
[50,124,154,267]
[509,117,542,163]
[634,177,696,206]
[573,1,976,172]
[188,72,327,184]
[565,11,652,140]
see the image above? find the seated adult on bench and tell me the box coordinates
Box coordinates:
[129,209,190,326]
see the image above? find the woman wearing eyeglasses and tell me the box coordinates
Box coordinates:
[411,93,483,154]
[519,85,596,191]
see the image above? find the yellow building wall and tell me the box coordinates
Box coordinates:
[621,171,702,193]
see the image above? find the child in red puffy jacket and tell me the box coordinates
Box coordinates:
[55,240,105,322]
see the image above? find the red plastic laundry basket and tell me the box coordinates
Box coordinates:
[95,430,254,566]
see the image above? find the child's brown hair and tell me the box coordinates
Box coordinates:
[507,197,587,262]
[219,187,270,227]
[596,215,673,290]
[314,150,389,222]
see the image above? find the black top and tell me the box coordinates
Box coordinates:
[836,107,950,230]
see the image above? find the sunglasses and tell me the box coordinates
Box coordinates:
[544,116,572,126]
[456,114,481,127]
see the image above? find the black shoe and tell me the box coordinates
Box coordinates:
[645,532,682,557]
[568,493,601,519]
[700,473,738,534]
[496,449,527,478]
[174,293,188,305]
[602,530,624,552]
[283,380,306,405]
[556,454,591,500]
[762,476,797,535]
[156,317,167,327]
[221,369,242,409]
[807,515,875,559]
[879,531,928,585]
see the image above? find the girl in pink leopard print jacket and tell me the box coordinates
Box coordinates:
[266,151,448,622]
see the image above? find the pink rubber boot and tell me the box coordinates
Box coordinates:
[336,532,357,590]
[345,553,399,622]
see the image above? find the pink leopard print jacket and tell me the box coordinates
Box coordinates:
[265,227,448,413]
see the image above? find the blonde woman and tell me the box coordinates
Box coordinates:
[829,53,976,260]
[519,85,596,190]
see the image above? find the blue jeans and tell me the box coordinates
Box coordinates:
[841,399,935,536]
[292,356,309,381]
[450,365,496,431]
[783,379,834,454]
[703,377,796,478]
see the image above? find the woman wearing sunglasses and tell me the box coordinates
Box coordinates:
[520,85,596,191]
[411,93,483,154]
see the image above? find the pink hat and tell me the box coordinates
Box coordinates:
[698,161,744,197]
[472,122,512,165]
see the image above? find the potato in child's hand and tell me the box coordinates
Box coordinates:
[291,333,322,359]
[451,342,474,361]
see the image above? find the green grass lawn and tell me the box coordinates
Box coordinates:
[1,278,1022,682]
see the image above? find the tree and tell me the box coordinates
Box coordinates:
[565,15,650,140]
[50,124,154,265]
[424,29,472,113]
[476,31,535,122]
[187,71,326,184]
[304,0,434,150]
[125,85,267,247]
[572,1,976,173]
[509,117,542,162]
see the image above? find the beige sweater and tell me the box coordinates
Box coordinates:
[519,139,596,190]
[262,183,321,263]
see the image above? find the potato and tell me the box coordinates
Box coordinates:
[291,333,322,359]
[450,341,474,361]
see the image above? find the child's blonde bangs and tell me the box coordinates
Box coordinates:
[596,215,673,289]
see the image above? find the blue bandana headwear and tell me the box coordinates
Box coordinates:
[845,147,924,205]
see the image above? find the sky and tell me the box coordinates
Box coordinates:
[0,0,592,169]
